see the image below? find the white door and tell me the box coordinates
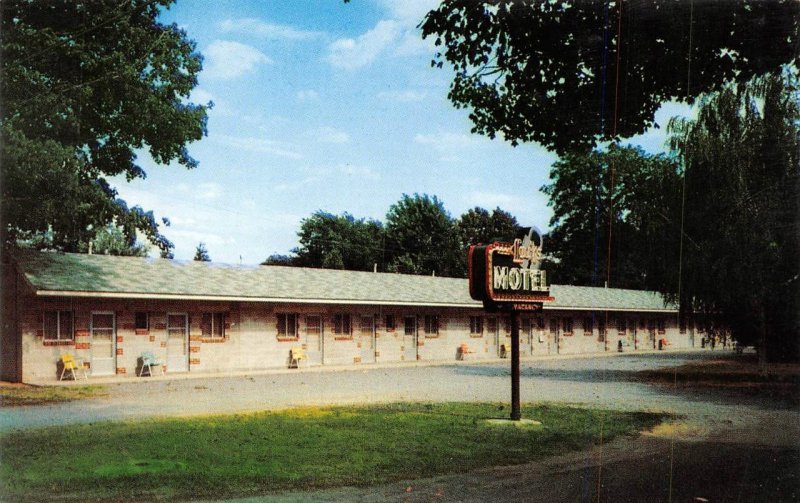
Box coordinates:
[166,313,189,372]
[487,317,499,356]
[91,312,116,376]
[360,315,376,363]
[305,315,323,366]
[403,316,417,361]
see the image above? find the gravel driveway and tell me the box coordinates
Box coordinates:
[2,351,798,502]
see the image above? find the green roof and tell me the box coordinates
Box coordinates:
[14,250,676,312]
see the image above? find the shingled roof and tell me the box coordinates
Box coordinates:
[14,250,676,312]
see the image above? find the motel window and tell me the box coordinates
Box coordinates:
[44,311,73,341]
[598,318,606,341]
[562,317,573,336]
[679,317,687,334]
[384,314,396,332]
[135,312,149,331]
[487,317,498,334]
[583,317,594,335]
[657,319,666,335]
[469,316,483,337]
[202,313,226,339]
[536,317,545,330]
[521,317,531,335]
[277,313,298,339]
[423,315,439,336]
[648,319,657,332]
[404,316,415,336]
[333,314,352,336]
[549,318,559,334]
[617,318,626,335]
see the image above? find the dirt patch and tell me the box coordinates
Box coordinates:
[638,354,800,404]
[0,381,107,407]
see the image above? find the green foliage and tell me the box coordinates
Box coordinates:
[421,0,800,154]
[293,211,384,271]
[385,194,462,277]
[0,402,666,502]
[1,0,209,253]
[81,225,150,257]
[457,206,523,248]
[193,242,210,262]
[667,73,800,361]
[541,147,681,290]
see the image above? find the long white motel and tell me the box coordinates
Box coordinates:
[2,250,704,383]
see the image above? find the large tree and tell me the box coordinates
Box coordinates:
[385,194,462,277]
[293,211,384,271]
[667,73,799,362]
[1,0,209,254]
[541,147,681,290]
[421,0,800,154]
[457,206,523,248]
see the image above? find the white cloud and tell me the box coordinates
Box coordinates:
[377,89,427,103]
[218,18,322,40]
[215,134,303,160]
[338,164,379,180]
[196,182,223,201]
[203,40,272,80]
[378,0,440,22]
[414,131,484,150]
[326,20,401,70]
[189,87,214,106]
[310,126,350,144]
[296,89,319,101]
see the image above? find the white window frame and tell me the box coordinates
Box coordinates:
[44,310,73,341]
[469,316,483,336]
[202,312,226,339]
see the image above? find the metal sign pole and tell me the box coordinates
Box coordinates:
[510,309,521,421]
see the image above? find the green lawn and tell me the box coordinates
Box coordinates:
[0,402,667,502]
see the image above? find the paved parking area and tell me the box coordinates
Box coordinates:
[2,351,797,446]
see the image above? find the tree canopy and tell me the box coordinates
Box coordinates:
[385,194,462,277]
[666,73,799,361]
[1,0,209,254]
[193,242,210,262]
[421,0,800,154]
[541,147,681,290]
[292,211,384,271]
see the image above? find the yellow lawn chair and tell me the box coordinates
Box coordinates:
[289,347,306,368]
[59,354,87,380]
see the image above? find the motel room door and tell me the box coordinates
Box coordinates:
[403,316,417,361]
[359,315,376,364]
[90,312,116,376]
[166,313,189,372]
[304,315,323,366]
[549,317,560,354]
[486,317,499,357]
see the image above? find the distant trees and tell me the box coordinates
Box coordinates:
[193,242,211,262]
[385,194,461,276]
[293,211,384,271]
[267,195,527,278]
[541,147,681,290]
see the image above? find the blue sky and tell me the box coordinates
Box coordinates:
[115,0,687,264]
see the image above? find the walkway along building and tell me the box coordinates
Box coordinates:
[1,250,700,383]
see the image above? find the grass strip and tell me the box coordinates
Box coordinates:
[0,384,107,407]
[0,402,667,502]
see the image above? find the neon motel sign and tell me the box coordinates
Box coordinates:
[468,228,553,311]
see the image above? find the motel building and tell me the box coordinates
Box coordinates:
[1,250,701,383]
